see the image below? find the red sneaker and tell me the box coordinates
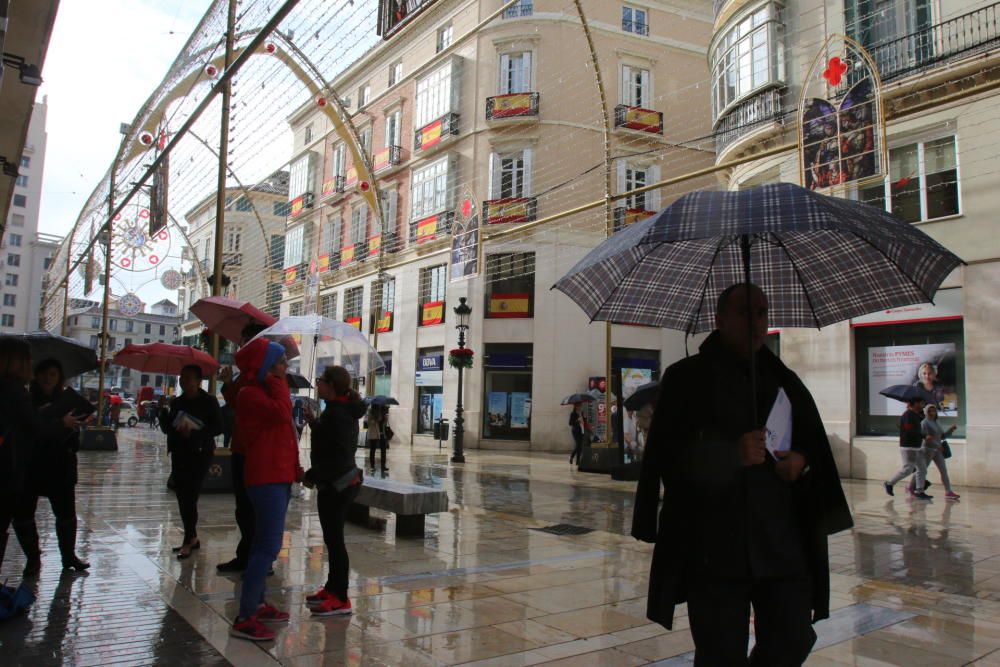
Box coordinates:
[310,594,352,616]
[230,616,276,641]
[945,491,961,500]
[256,602,290,624]
[306,588,334,606]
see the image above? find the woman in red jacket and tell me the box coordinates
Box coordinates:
[229,338,302,642]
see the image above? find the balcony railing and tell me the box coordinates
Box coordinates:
[614,105,664,135]
[622,19,649,36]
[613,207,657,233]
[483,197,538,225]
[486,92,540,120]
[502,1,533,18]
[409,211,454,243]
[414,112,460,152]
[222,252,242,267]
[321,175,346,198]
[714,87,784,156]
[372,145,403,171]
[867,2,1000,83]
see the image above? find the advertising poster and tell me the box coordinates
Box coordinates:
[487,392,509,428]
[510,392,531,429]
[450,189,481,282]
[432,393,444,426]
[868,342,959,416]
[621,368,653,464]
[587,376,608,442]
[419,393,433,431]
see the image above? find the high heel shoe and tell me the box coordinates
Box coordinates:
[172,540,201,553]
[63,556,90,572]
[176,540,201,560]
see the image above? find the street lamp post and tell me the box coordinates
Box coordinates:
[451,297,471,464]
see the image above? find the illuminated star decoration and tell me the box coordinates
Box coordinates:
[823,57,849,87]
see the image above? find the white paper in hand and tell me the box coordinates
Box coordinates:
[765,388,793,458]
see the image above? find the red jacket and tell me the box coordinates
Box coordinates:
[234,339,302,486]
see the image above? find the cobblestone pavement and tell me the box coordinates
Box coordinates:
[3,427,1000,665]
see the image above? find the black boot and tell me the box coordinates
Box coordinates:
[14,520,41,577]
[56,517,89,571]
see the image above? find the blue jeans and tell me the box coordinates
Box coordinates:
[239,483,290,619]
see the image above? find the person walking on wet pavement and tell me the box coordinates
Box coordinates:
[0,340,85,575]
[632,283,852,666]
[302,365,366,616]
[366,403,389,474]
[230,337,302,641]
[569,403,587,465]
[160,364,223,559]
[910,404,959,500]
[885,397,933,500]
[217,323,267,574]
[17,359,92,576]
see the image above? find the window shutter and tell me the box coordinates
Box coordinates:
[616,160,628,196]
[522,148,534,196]
[521,52,532,93]
[647,165,661,210]
[489,153,500,199]
[640,69,651,108]
[499,54,511,94]
[385,190,398,236]
[621,65,632,105]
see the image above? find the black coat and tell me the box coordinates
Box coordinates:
[631,331,853,629]
[0,379,63,497]
[160,389,223,455]
[307,396,367,485]
[27,384,87,493]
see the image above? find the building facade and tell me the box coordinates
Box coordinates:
[2,96,61,332]
[709,0,1000,485]
[277,0,716,454]
[65,297,182,395]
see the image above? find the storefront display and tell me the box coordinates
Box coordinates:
[482,344,532,440]
[374,353,392,397]
[415,350,443,434]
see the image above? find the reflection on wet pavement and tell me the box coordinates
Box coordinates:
[2,427,1000,665]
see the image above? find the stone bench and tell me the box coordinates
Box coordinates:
[348,477,449,537]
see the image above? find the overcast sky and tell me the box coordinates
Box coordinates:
[37,0,211,238]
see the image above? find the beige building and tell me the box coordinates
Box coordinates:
[177,174,290,354]
[278,0,716,456]
[710,0,1000,485]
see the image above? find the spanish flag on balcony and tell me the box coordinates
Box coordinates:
[317,253,331,273]
[373,147,392,171]
[345,165,359,188]
[488,293,531,318]
[340,244,355,267]
[416,215,438,243]
[421,300,444,326]
[346,316,362,330]
[619,106,663,134]
[376,311,393,333]
[283,266,298,285]
[417,118,443,151]
[488,93,535,118]
[368,235,382,257]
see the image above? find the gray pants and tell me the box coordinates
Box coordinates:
[920,446,953,493]
[888,448,926,491]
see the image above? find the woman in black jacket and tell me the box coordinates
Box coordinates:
[17,359,93,575]
[303,365,366,616]
[160,364,223,559]
[0,339,83,574]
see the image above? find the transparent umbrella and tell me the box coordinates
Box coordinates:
[252,315,384,382]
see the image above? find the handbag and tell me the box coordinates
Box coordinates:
[331,466,363,492]
[385,424,395,441]
[941,440,952,459]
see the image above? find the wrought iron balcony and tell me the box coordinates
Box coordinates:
[321,175,346,198]
[409,211,454,243]
[714,87,784,156]
[486,92,540,121]
[868,1,1000,83]
[622,19,649,36]
[502,0,533,18]
[614,105,663,135]
[222,252,242,267]
[373,145,403,171]
[414,112,459,152]
[483,197,538,225]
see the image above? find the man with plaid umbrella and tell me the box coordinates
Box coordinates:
[632,283,851,666]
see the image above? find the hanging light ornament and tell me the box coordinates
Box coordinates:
[205,63,219,78]
[138,131,155,147]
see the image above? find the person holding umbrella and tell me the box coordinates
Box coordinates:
[365,403,389,474]
[15,359,94,576]
[568,403,589,466]
[301,365,366,616]
[884,396,932,500]
[632,284,851,665]
[159,364,224,559]
[229,337,301,642]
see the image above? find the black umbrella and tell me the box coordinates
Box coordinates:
[364,395,399,406]
[561,393,595,406]
[2,331,101,379]
[879,384,928,404]
[624,381,660,411]
[554,183,964,422]
[286,372,312,389]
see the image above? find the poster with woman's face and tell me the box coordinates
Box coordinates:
[869,343,959,417]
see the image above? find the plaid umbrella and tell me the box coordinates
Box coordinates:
[553,183,963,334]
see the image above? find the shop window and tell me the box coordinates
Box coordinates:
[859,135,959,223]
[854,318,965,437]
[374,352,392,397]
[483,343,533,440]
[419,264,447,326]
[485,252,534,318]
[416,348,444,434]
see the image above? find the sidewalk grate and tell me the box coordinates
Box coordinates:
[533,523,594,536]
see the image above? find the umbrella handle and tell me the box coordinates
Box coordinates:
[741,234,758,427]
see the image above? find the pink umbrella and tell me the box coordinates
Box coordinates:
[190,296,277,344]
[113,343,220,376]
